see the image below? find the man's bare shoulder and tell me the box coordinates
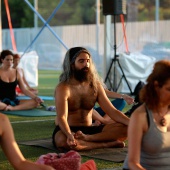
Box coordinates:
[55,82,72,96]
[56,82,69,91]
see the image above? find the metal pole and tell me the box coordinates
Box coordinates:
[96,0,100,61]
[103,15,111,83]
[155,0,159,40]
[23,0,68,54]
[34,0,38,28]
[155,0,159,21]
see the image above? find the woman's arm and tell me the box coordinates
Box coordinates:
[92,109,113,125]
[17,71,43,103]
[20,68,32,89]
[128,105,147,170]
[97,84,129,126]
[104,89,134,105]
[17,68,38,93]
[0,113,54,170]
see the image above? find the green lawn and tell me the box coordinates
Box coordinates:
[0,70,129,170]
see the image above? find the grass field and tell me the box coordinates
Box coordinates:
[0,70,129,170]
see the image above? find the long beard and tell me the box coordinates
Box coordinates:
[73,67,90,82]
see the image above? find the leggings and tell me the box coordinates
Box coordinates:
[94,98,126,116]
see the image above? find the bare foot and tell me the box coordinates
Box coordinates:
[100,140,125,148]
[110,140,125,148]
[73,139,125,151]
[74,131,88,141]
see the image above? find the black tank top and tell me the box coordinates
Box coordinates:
[0,70,18,100]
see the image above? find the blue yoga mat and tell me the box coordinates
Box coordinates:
[17,96,54,101]
[2,109,56,117]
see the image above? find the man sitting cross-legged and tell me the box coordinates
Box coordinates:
[52,47,129,151]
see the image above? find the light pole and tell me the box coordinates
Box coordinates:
[155,0,159,40]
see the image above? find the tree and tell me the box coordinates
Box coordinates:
[38,0,96,26]
[2,0,34,28]
[1,0,170,28]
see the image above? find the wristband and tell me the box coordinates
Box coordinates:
[121,94,124,99]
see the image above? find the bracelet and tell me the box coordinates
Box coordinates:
[121,94,124,99]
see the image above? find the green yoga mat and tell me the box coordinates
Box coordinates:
[2,109,56,117]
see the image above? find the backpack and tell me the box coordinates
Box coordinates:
[125,81,145,117]
[133,81,145,103]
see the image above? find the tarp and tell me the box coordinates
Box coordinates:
[116,52,156,93]
[18,51,38,87]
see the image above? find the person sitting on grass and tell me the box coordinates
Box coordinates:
[52,46,129,151]
[123,60,170,170]
[13,53,38,96]
[93,89,134,125]
[0,50,43,111]
[0,113,54,170]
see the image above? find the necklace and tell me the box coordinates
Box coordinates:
[157,108,169,126]
[160,117,166,126]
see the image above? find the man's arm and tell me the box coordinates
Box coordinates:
[98,84,129,126]
[55,84,77,147]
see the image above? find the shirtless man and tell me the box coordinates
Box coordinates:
[52,47,129,151]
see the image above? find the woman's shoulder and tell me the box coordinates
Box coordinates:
[130,104,149,131]
[131,104,147,120]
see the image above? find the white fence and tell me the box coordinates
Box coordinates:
[2,20,170,93]
[2,20,170,70]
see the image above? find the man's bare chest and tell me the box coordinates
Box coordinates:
[68,85,97,111]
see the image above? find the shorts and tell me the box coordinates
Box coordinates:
[52,125,105,148]
[1,98,20,106]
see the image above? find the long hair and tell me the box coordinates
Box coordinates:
[59,47,104,94]
[140,60,170,110]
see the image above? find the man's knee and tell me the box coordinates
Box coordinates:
[54,132,67,148]
[121,124,128,135]
[117,124,128,140]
